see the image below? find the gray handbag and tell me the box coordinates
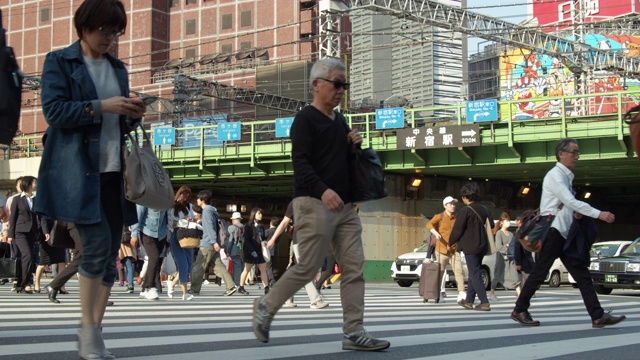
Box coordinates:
[122,124,174,210]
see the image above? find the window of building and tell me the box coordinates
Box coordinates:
[221,44,232,54]
[240,11,252,27]
[41,8,50,22]
[186,0,197,4]
[170,0,179,7]
[185,49,196,59]
[217,98,229,108]
[186,19,196,35]
[221,13,232,30]
[240,41,252,50]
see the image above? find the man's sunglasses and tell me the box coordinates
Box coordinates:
[318,77,350,90]
[98,26,125,37]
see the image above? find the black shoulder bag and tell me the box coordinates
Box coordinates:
[0,9,22,145]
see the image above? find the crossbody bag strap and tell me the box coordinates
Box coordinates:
[467,204,484,223]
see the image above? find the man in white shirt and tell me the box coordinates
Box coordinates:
[510,138,625,328]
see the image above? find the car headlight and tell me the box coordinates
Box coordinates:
[590,262,600,271]
[626,263,640,272]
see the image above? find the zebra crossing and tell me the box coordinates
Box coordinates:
[0,280,639,359]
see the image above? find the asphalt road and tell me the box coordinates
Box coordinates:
[0,281,638,359]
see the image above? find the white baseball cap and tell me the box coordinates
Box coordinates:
[230,212,242,220]
[443,196,458,206]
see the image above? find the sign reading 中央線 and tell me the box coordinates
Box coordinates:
[153,127,175,146]
[396,124,480,150]
[216,121,242,141]
[275,117,294,138]
[466,99,498,122]
[375,107,404,129]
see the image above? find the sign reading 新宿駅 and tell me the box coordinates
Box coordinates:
[396,124,480,150]
[375,107,404,129]
[466,99,498,123]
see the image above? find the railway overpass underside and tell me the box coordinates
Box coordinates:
[3,97,640,281]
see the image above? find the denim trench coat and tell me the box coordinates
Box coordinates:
[34,41,137,226]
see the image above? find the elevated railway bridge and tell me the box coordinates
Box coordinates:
[3,90,640,280]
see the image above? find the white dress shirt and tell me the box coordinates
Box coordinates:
[540,162,600,238]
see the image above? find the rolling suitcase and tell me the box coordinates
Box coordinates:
[419,259,441,303]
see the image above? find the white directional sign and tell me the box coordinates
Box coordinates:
[396,124,480,150]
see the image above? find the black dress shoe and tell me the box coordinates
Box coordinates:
[592,313,626,328]
[511,310,540,326]
[46,285,60,304]
[106,301,115,306]
[58,290,69,295]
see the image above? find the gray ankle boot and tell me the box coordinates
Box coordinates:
[78,324,105,360]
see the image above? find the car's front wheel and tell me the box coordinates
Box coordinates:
[480,268,491,290]
[549,271,561,287]
[397,280,413,287]
[594,285,613,295]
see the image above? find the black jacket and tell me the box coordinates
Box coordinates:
[8,195,38,238]
[449,203,494,255]
[563,217,598,264]
[513,239,536,274]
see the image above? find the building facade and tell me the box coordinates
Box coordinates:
[0,0,321,136]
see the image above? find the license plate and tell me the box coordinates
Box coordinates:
[605,274,617,283]
[401,265,410,272]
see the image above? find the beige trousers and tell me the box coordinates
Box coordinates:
[263,196,365,334]
[436,251,465,292]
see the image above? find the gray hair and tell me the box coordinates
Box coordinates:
[555,138,578,161]
[309,58,345,92]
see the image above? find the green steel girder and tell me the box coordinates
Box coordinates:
[154,92,639,197]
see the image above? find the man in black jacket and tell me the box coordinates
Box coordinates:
[251,58,389,352]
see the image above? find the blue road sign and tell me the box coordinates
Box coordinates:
[375,107,404,129]
[466,99,498,122]
[217,121,242,141]
[153,127,175,146]
[275,117,295,138]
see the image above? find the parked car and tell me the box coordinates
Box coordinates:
[589,237,640,295]
[391,220,566,289]
[544,258,570,287]
[568,241,633,285]
[390,244,496,290]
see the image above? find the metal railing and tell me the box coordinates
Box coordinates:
[3,90,638,161]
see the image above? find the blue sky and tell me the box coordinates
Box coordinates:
[466,0,529,54]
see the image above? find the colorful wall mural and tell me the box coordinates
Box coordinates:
[500,34,640,121]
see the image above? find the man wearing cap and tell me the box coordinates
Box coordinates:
[427,196,466,304]
[227,212,244,286]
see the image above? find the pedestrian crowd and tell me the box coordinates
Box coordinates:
[0,1,627,358]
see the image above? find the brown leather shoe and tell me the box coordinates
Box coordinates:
[458,300,473,310]
[474,302,491,311]
[511,310,540,326]
[592,313,626,328]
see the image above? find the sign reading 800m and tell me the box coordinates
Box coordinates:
[396,124,480,150]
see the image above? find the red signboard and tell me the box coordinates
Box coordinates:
[532,0,640,32]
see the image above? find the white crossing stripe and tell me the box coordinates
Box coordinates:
[0,280,638,359]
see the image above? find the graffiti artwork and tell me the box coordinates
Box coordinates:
[500,34,640,121]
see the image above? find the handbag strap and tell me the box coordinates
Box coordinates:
[624,104,640,125]
[467,204,485,224]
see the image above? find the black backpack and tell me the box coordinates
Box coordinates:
[0,9,22,145]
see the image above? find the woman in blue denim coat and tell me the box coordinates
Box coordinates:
[33,1,145,359]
